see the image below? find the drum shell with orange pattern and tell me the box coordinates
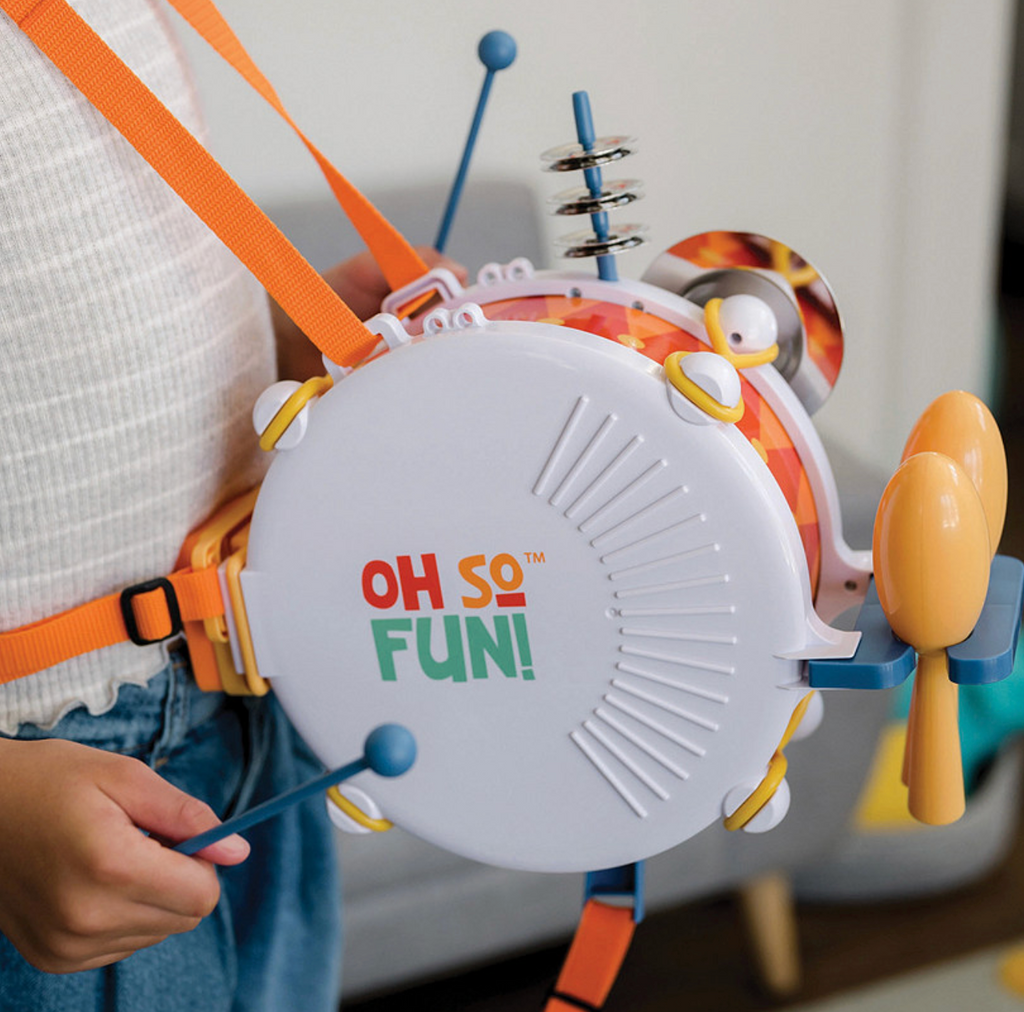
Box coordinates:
[481,294,823,597]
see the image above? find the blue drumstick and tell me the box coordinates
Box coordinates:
[434,31,517,253]
[174,724,416,856]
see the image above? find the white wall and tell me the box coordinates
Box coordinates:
[174,0,1015,472]
[1003,0,1024,236]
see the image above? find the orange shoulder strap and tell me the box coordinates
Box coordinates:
[1,0,424,368]
[159,0,427,293]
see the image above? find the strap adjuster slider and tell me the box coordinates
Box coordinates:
[120,577,183,646]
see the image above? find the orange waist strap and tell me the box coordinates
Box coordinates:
[0,569,225,686]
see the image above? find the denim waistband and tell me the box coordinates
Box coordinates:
[7,642,228,764]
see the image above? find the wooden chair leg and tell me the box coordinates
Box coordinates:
[737,872,802,997]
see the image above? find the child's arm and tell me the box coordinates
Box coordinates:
[273,247,469,381]
[0,737,249,974]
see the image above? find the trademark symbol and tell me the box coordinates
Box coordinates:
[523,551,546,564]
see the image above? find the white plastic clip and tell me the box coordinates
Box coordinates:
[504,257,534,281]
[477,263,503,286]
[368,312,413,351]
[322,313,412,383]
[381,267,465,319]
[423,308,452,336]
[451,303,487,329]
[477,257,535,286]
[423,302,487,336]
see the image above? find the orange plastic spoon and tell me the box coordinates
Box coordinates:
[873,452,990,825]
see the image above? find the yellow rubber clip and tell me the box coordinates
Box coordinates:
[663,351,745,424]
[258,374,333,452]
[187,486,260,645]
[723,692,815,831]
[703,298,779,369]
[326,786,393,833]
[723,753,788,832]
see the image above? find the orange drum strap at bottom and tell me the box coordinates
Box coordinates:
[544,900,637,1012]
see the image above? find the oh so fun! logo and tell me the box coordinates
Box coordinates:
[361,552,542,683]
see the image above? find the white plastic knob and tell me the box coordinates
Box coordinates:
[743,776,791,833]
[718,294,778,353]
[325,786,385,835]
[681,351,742,407]
[723,774,792,834]
[252,380,308,451]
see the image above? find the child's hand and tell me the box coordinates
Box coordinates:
[0,737,249,973]
[274,246,469,380]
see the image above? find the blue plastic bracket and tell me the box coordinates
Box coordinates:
[807,579,914,690]
[807,555,1024,691]
[584,861,645,924]
[948,554,1024,684]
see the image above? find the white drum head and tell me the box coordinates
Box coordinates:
[242,320,812,872]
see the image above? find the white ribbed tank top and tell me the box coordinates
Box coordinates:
[0,0,276,733]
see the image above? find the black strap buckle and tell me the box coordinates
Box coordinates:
[119,577,183,646]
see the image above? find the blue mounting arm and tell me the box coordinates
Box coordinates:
[808,555,1023,690]
[585,862,645,924]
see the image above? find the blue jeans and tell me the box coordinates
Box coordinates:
[0,646,342,1012]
